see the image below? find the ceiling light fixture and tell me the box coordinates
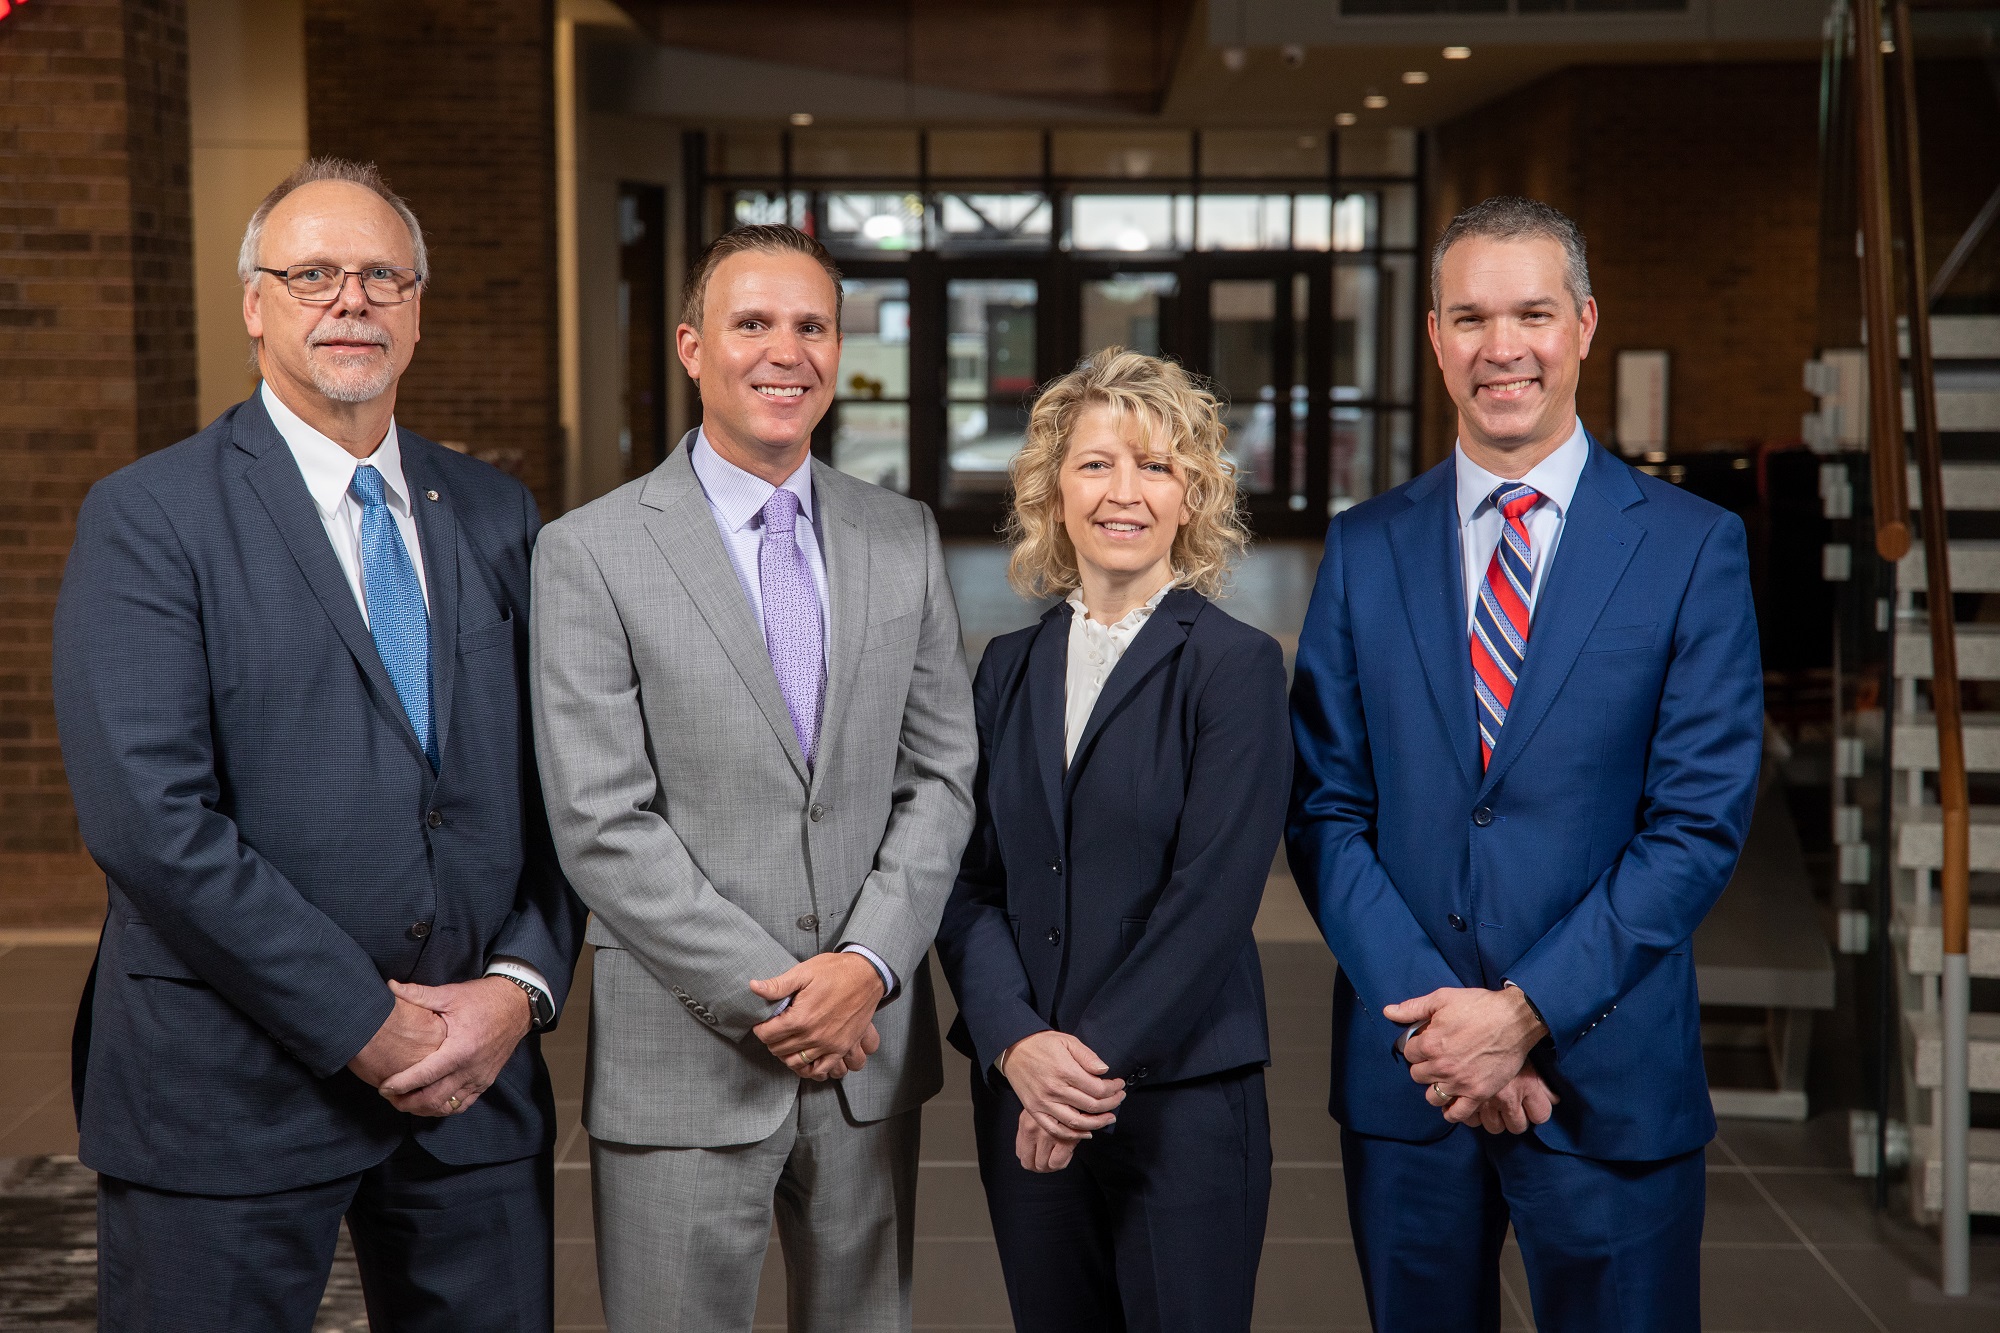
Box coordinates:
[1444,46,1471,60]
[1221,46,1248,73]
[1333,112,1358,127]
[1281,44,1306,69]
[789,112,814,127]
[1363,93,1389,110]
[1401,71,1429,85]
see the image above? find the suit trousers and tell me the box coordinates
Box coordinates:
[1340,1123,1705,1333]
[972,1062,1272,1333]
[96,1135,554,1333]
[590,1078,921,1333]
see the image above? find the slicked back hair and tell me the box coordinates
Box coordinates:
[680,224,844,330]
[1430,196,1591,314]
[237,157,429,285]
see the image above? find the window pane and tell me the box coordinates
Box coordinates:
[1334,264,1381,401]
[731,191,806,228]
[1052,130,1192,179]
[1295,196,1333,252]
[1333,193,1375,252]
[1380,184,1419,249]
[1331,407,1375,514]
[823,193,925,253]
[833,403,910,494]
[1382,254,1417,403]
[1196,195,1292,251]
[1070,195,1187,253]
[932,193,1051,251]
[930,129,1043,177]
[1203,130,1329,179]
[1209,279,1278,494]
[945,279,1038,505]
[1081,273,1177,360]
[791,130,919,177]
[837,279,910,400]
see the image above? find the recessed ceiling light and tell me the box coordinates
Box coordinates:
[1401,71,1429,85]
[1221,46,1248,72]
[789,112,814,127]
[1363,93,1389,110]
[1443,46,1471,60]
[1333,112,1358,127]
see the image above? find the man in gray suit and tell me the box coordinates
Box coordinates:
[531,224,978,1332]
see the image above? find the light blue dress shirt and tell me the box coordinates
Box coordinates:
[687,431,896,1005]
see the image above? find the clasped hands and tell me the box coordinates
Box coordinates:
[347,976,533,1118]
[750,951,884,1082]
[1001,1031,1126,1174]
[1383,986,1559,1135]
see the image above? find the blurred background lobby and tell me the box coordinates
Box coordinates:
[4,0,2000,1328]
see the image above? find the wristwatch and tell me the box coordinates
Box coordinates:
[499,975,555,1030]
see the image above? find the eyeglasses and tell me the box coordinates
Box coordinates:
[254,264,423,305]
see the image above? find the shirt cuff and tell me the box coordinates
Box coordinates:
[839,943,896,999]
[485,956,552,1000]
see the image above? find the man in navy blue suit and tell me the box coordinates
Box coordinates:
[53,158,584,1331]
[1288,197,1763,1332]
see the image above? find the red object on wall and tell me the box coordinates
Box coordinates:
[0,0,27,25]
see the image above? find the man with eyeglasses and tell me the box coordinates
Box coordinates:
[53,157,584,1331]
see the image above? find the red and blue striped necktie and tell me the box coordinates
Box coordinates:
[1470,483,1543,770]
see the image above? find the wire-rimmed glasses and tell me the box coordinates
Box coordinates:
[254,264,423,305]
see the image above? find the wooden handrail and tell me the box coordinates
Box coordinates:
[1854,0,1912,560]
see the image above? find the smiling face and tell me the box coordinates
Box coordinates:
[676,248,841,482]
[1057,403,1190,602]
[1428,233,1597,475]
[243,179,421,414]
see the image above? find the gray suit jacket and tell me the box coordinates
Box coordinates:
[531,436,977,1147]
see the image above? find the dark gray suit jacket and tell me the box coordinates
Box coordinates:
[53,393,585,1196]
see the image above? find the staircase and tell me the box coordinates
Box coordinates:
[1888,314,2000,1218]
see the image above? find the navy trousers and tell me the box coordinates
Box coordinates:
[97,1136,554,1333]
[1340,1123,1705,1333]
[972,1062,1272,1333]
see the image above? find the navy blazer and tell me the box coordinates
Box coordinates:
[53,394,585,1196]
[1288,437,1763,1162]
[937,588,1291,1089]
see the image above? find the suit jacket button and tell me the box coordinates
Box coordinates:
[1448,913,1468,932]
[426,809,444,829]
[1471,807,1493,827]
[1047,927,1062,946]
[797,914,819,931]
[410,921,431,940]
[809,804,826,822]
[1049,860,1061,874]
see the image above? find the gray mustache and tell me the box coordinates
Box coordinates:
[307,320,391,349]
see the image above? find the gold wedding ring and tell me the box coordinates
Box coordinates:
[447,1093,460,1112]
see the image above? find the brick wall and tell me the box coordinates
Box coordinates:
[0,0,197,926]
[302,0,561,513]
[1425,63,1825,467]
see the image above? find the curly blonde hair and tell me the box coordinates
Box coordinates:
[1005,348,1249,599]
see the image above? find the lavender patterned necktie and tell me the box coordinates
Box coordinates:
[758,488,824,767]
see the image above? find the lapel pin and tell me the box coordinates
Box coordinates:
[426,490,440,502]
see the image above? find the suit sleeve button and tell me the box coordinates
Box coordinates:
[1046,927,1062,946]
[1471,807,1493,827]
[1447,914,1468,932]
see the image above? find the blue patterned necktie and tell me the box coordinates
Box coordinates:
[349,465,437,770]
[758,488,824,767]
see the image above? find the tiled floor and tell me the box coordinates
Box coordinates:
[4,541,1997,1329]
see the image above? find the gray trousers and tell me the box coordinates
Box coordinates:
[591,1079,921,1333]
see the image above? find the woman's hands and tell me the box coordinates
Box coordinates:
[999,1030,1126,1170]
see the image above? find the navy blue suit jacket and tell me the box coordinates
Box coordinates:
[1287,438,1763,1162]
[53,394,585,1196]
[937,589,1291,1088]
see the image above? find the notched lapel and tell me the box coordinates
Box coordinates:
[1477,452,1644,797]
[1387,472,1482,788]
[235,409,429,770]
[808,464,868,797]
[1063,590,1196,791]
[1026,610,1069,841]
[640,449,811,786]
[403,445,461,767]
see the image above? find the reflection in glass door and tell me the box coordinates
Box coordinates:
[1208,279,1279,495]
[830,277,910,492]
[1080,272,1178,360]
[943,278,1037,506]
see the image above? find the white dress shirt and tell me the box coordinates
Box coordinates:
[1454,418,1590,632]
[262,382,551,1008]
[1062,582,1173,766]
[686,430,894,1004]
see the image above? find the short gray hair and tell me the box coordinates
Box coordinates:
[1430,196,1591,314]
[237,157,430,285]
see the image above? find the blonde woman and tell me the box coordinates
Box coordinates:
[935,350,1291,1332]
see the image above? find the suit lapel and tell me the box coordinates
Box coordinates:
[1387,462,1482,789]
[402,441,460,768]
[1063,589,1197,793]
[1477,441,1645,798]
[1025,608,1070,841]
[235,398,429,768]
[808,462,868,798]
[640,438,811,786]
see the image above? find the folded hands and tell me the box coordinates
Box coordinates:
[1384,985,1558,1133]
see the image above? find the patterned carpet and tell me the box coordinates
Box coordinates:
[0,1156,372,1330]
